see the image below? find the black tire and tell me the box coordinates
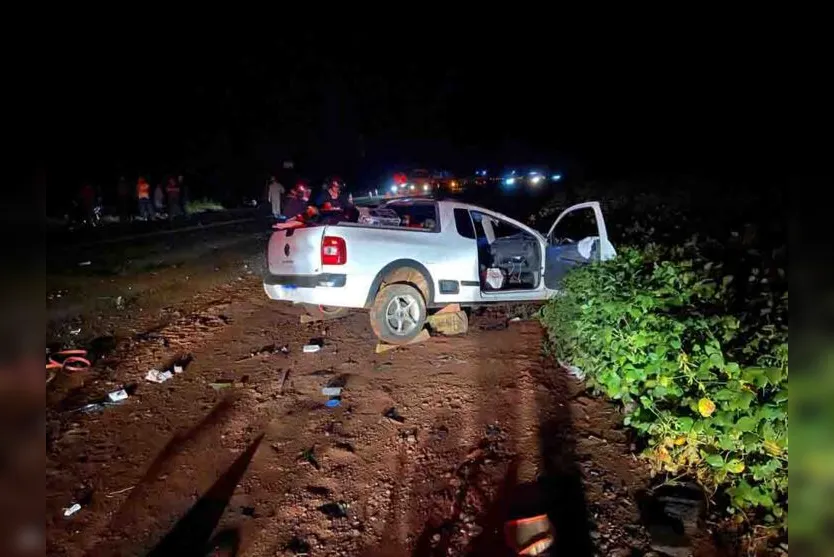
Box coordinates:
[302,303,349,320]
[369,284,427,345]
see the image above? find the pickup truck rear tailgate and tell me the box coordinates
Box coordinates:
[267,226,326,276]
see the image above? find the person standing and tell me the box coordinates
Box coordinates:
[178,175,189,215]
[117,176,131,222]
[315,177,351,211]
[267,176,285,218]
[166,176,181,218]
[79,183,96,224]
[283,181,310,219]
[136,176,153,220]
[153,182,166,216]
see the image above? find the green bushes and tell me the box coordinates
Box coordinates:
[540,245,788,526]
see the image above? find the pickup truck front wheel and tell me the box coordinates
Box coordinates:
[370,284,427,345]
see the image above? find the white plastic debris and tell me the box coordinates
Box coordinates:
[107,389,129,402]
[78,261,91,267]
[146,369,173,383]
[565,364,586,381]
[63,503,82,517]
[303,344,321,353]
[321,387,342,397]
[173,365,184,374]
[70,328,82,335]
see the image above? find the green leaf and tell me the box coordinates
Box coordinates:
[735,416,758,432]
[764,367,783,386]
[726,459,745,474]
[678,417,694,433]
[706,454,725,468]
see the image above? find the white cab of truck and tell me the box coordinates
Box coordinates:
[264,198,615,344]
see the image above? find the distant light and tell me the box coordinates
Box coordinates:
[528,171,537,175]
[390,185,398,192]
[409,184,415,190]
[551,174,562,181]
[422,184,430,191]
[530,175,543,185]
[510,170,517,175]
[504,177,516,186]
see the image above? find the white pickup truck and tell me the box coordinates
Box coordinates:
[264,198,615,344]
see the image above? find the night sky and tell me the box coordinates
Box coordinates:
[47,31,793,208]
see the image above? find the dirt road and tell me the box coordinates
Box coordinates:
[44,228,725,556]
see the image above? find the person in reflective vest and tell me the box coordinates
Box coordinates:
[136,177,153,220]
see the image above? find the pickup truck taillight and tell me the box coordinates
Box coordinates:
[321,236,347,265]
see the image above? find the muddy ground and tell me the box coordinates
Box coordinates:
[43,224,740,556]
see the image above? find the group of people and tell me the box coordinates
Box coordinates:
[133,175,188,220]
[74,175,190,225]
[267,176,354,224]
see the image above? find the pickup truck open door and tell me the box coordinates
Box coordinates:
[543,201,616,289]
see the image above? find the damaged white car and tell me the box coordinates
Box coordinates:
[264,199,615,344]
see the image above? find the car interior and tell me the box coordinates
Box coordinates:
[544,208,602,289]
[471,212,542,291]
[357,201,439,232]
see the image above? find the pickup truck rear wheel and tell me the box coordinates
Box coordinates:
[370,284,427,345]
[302,303,349,320]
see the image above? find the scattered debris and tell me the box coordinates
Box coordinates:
[72,402,121,414]
[325,399,341,408]
[278,369,291,394]
[145,369,173,383]
[106,486,135,498]
[563,362,586,381]
[401,429,418,444]
[375,329,431,353]
[115,296,124,310]
[322,387,342,397]
[173,364,184,374]
[63,503,82,517]
[508,316,522,322]
[384,407,405,423]
[107,389,129,402]
[318,502,348,518]
[285,536,311,555]
[209,380,234,391]
[334,442,354,453]
[299,446,320,470]
[70,328,82,336]
[47,349,92,375]
[236,343,287,361]
[78,261,91,267]
[303,344,321,353]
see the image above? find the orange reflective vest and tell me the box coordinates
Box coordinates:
[137,181,150,199]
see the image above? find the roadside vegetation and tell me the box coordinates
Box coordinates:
[538,181,788,540]
[185,198,225,213]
